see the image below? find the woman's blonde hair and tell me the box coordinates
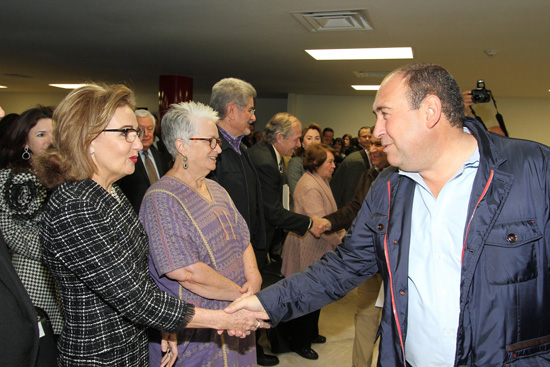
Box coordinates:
[36,83,135,188]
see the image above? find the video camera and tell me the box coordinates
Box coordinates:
[471,80,492,104]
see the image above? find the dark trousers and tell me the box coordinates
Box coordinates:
[287,310,321,349]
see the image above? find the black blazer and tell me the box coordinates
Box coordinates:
[208,131,267,252]
[117,146,168,214]
[0,233,40,367]
[248,141,310,246]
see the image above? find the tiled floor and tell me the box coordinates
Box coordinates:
[259,287,379,367]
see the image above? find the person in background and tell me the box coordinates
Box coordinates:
[342,133,357,155]
[332,137,345,166]
[243,123,256,147]
[280,144,345,360]
[141,101,260,367]
[253,131,264,143]
[207,77,277,366]
[249,113,325,266]
[117,109,168,214]
[330,126,373,208]
[0,106,64,337]
[318,136,390,367]
[36,83,268,366]
[321,127,334,146]
[286,122,321,195]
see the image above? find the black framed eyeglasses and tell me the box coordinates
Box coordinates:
[102,128,143,143]
[189,137,222,149]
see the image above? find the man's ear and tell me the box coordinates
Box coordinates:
[424,95,442,129]
[226,102,237,121]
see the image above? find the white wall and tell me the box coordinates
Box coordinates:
[2,90,548,146]
[288,94,550,146]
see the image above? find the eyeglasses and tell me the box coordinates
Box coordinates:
[189,137,222,149]
[102,128,143,143]
[248,107,256,115]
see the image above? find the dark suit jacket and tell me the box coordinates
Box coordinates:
[208,131,266,252]
[325,167,380,232]
[117,146,168,214]
[0,233,40,367]
[329,149,371,208]
[248,141,310,247]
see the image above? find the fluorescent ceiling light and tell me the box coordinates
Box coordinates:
[0,85,7,89]
[352,85,380,91]
[49,83,89,89]
[306,47,413,60]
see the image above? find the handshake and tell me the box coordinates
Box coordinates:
[160,293,269,367]
[308,216,332,238]
[219,292,269,337]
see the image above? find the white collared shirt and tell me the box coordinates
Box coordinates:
[400,141,480,367]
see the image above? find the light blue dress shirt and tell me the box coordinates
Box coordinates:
[400,140,480,367]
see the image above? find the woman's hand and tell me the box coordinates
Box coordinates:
[160,332,178,367]
[240,276,262,295]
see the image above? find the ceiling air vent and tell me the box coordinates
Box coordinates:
[291,9,374,32]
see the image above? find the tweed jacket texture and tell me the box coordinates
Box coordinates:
[258,118,550,366]
[41,179,194,365]
[0,169,63,334]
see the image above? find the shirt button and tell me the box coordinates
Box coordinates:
[445,328,452,335]
[506,233,518,243]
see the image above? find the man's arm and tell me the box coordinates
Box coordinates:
[325,169,377,233]
[252,150,310,235]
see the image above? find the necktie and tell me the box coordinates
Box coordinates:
[278,159,283,175]
[144,150,159,185]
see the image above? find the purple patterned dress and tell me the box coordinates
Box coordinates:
[140,175,256,367]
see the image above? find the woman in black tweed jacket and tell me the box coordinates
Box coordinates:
[36,84,267,366]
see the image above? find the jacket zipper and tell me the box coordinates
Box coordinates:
[383,170,494,366]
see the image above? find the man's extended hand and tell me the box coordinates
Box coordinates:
[309,216,330,237]
[221,294,270,337]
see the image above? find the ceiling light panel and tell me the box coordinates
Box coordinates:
[49,84,89,89]
[306,47,413,60]
[352,85,380,91]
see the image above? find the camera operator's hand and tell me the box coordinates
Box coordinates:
[462,91,474,116]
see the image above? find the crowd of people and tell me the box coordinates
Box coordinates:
[1,62,549,367]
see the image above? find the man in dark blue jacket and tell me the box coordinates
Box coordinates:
[228,63,550,367]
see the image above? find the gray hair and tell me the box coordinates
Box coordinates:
[135,109,156,127]
[209,78,257,120]
[161,101,219,158]
[264,112,298,144]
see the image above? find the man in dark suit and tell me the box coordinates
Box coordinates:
[330,126,373,208]
[117,109,168,213]
[207,78,278,366]
[249,113,324,261]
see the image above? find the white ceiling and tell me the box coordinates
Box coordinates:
[1,0,549,99]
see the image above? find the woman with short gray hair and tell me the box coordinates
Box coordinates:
[141,101,261,366]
